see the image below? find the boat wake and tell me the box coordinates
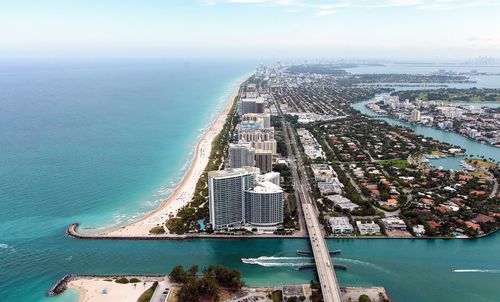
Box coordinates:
[241,256,313,267]
[334,257,392,274]
[453,269,500,273]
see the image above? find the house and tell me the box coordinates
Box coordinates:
[356,221,381,235]
[420,198,434,205]
[435,205,452,214]
[383,199,398,207]
[382,217,407,231]
[325,195,359,211]
[413,224,426,236]
[465,221,481,231]
[329,216,354,235]
[427,220,441,231]
[470,190,487,196]
[473,214,495,224]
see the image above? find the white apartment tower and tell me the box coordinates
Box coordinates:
[208,167,259,230]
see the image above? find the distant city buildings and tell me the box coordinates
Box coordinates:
[410,109,421,122]
[376,95,500,147]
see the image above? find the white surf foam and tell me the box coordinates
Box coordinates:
[241,256,313,267]
[453,269,500,273]
[0,243,11,249]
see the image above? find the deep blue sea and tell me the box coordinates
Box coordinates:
[1,61,499,302]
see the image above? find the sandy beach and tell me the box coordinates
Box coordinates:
[96,80,243,237]
[68,278,158,302]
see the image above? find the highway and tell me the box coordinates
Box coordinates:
[275,99,342,302]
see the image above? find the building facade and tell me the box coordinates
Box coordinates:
[245,182,283,226]
[208,167,258,230]
[255,149,273,173]
[228,143,255,168]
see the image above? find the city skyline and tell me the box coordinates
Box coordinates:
[1,0,500,60]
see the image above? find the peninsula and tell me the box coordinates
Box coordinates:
[69,64,499,241]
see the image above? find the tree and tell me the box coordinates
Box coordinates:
[176,279,200,302]
[358,294,372,302]
[170,265,187,283]
[187,265,199,277]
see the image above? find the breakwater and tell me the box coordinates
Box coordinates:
[67,223,308,240]
[67,223,496,241]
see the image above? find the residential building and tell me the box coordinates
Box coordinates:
[208,167,259,230]
[245,181,283,226]
[329,216,354,235]
[410,109,421,122]
[356,221,381,235]
[413,224,426,236]
[208,167,284,230]
[255,149,273,173]
[382,217,407,231]
[311,164,336,182]
[325,195,359,211]
[241,113,271,128]
[228,143,255,168]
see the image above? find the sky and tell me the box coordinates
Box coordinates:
[1,0,499,60]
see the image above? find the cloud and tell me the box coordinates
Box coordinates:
[200,0,499,15]
[316,9,337,16]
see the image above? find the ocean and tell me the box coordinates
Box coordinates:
[0,60,499,302]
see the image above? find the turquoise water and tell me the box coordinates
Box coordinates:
[1,61,499,302]
[352,99,500,170]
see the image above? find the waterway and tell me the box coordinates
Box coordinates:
[352,98,500,170]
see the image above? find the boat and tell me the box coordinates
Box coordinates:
[297,249,341,256]
[298,263,347,271]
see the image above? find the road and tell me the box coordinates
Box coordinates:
[275,100,342,302]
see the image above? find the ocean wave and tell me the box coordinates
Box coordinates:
[453,269,500,273]
[143,198,163,207]
[0,243,12,249]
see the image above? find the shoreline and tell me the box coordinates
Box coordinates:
[82,76,248,237]
[50,275,391,302]
[67,223,498,240]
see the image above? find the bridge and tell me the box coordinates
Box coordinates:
[275,98,342,302]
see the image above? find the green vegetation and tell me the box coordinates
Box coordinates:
[129,278,141,283]
[378,159,410,169]
[148,226,165,234]
[137,281,158,302]
[269,290,283,302]
[170,264,243,302]
[287,64,351,75]
[394,88,500,103]
[358,294,372,302]
[115,277,129,284]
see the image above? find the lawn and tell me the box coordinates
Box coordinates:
[378,159,410,169]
